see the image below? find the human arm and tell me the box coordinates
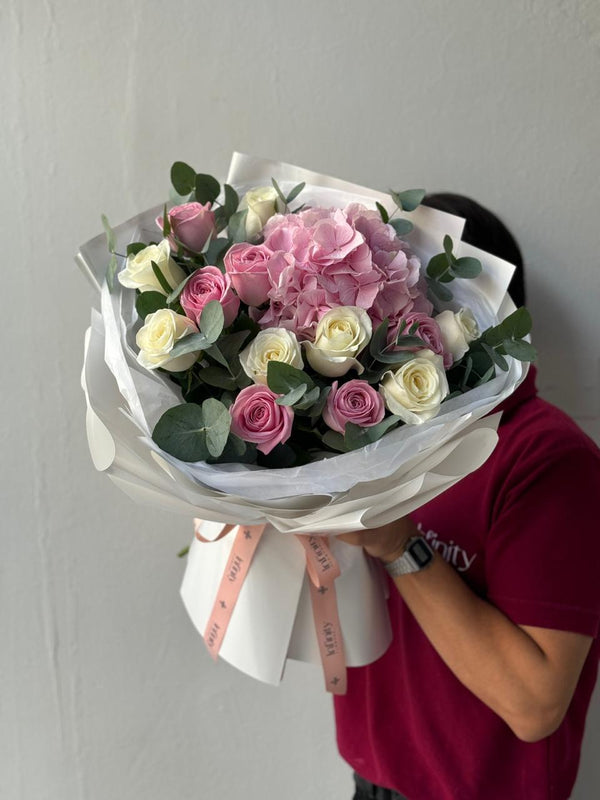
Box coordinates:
[338,519,593,743]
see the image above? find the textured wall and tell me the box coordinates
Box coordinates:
[1,0,599,798]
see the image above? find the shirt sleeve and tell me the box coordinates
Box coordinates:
[485,442,600,637]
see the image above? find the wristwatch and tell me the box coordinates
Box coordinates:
[383,535,435,577]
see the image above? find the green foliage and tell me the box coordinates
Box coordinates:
[106,254,118,292]
[101,214,118,291]
[344,415,401,450]
[389,218,414,236]
[286,181,305,204]
[375,202,389,223]
[161,203,171,238]
[171,162,196,195]
[136,291,167,319]
[228,209,248,243]
[126,242,147,257]
[204,237,230,267]
[266,361,316,406]
[101,214,116,253]
[150,260,174,294]
[271,178,288,208]
[166,272,195,304]
[389,188,426,212]
[199,299,225,342]
[152,398,231,461]
[195,174,221,205]
[426,236,482,303]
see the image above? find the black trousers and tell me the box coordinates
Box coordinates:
[353,772,409,800]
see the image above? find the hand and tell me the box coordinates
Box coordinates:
[336,516,420,563]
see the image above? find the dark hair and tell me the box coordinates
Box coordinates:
[421,193,526,308]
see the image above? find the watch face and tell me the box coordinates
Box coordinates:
[408,538,434,568]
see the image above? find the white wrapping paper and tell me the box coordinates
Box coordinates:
[78,153,527,686]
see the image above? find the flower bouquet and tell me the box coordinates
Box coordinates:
[78,153,534,693]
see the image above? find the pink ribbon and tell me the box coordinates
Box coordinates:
[295,535,347,695]
[196,521,266,661]
[194,521,347,694]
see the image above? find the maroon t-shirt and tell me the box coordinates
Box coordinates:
[334,367,600,800]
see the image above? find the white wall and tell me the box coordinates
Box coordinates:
[2,1,599,798]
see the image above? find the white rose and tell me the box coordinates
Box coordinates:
[379,349,449,424]
[136,309,199,372]
[435,307,479,363]
[241,186,281,239]
[118,239,186,295]
[239,328,304,385]
[304,306,372,378]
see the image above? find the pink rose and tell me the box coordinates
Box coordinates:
[156,202,216,254]
[180,266,240,327]
[224,243,274,307]
[229,385,294,454]
[391,311,450,367]
[323,379,385,434]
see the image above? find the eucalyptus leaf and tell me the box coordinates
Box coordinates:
[286,182,305,204]
[207,434,256,465]
[344,415,401,450]
[390,188,426,212]
[218,330,251,361]
[474,365,496,387]
[199,300,225,343]
[372,349,417,365]
[426,252,450,279]
[267,361,315,394]
[453,256,482,279]
[202,398,232,457]
[101,214,116,253]
[395,334,425,348]
[426,277,453,302]
[502,338,537,361]
[152,403,210,462]
[369,318,389,360]
[375,202,389,223]
[322,430,348,452]
[271,178,288,208]
[205,237,230,267]
[169,332,210,358]
[151,260,175,294]
[198,366,238,390]
[294,385,321,411]
[162,203,171,238]
[166,272,195,304]
[223,184,239,217]
[136,290,167,319]
[106,253,118,292]
[171,162,196,195]
[507,307,532,339]
[127,242,147,258]
[228,209,248,243]
[481,342,508,371]
[205,343,229,369]
[389,218,414,237]
[276,383,308,406]
[195,173,221,205]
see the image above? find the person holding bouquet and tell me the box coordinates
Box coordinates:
[336,195,600,800]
